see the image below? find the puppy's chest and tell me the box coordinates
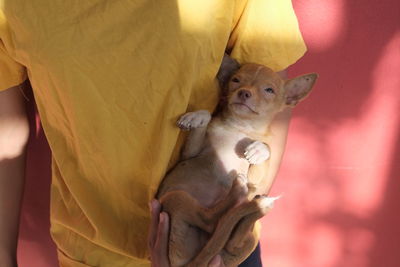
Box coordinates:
[205,129,251,176]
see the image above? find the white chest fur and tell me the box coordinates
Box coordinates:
[206,123,251,177]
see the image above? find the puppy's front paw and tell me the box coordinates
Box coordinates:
[244,141,270,164]
[177,110,211,130]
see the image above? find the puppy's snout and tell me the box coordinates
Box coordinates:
[238,89,252,100]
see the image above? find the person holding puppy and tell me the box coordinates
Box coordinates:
[0,1,306,266]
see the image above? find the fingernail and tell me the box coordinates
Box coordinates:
[152,199,160,210]
[159,212,164,223]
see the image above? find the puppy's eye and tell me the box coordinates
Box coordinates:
[264,88,275,94]
[231,77,240,83]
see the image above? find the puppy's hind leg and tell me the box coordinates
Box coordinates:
[222,195,280,266]
[168,215,205,267]
[179,175,249,232]
[161,191,215,234]
[161,176,248,235]
[186,196,274,267]
[161,192,211,267]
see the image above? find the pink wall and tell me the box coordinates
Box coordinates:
[260,0,400,266]
[18,0,400,266]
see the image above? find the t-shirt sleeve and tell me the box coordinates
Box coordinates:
[228,0,307,71]
[0,10,27,91]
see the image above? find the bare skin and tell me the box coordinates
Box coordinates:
[0,84,29,267]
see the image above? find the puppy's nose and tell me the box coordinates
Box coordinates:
[238,89,252,100]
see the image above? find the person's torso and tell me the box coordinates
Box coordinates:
[3,0,242,265]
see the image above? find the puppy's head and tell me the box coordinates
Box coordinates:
[225,63,318,123]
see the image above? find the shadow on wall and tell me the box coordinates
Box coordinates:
[261,0,400,267]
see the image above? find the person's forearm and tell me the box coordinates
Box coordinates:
[0,154,26,266]
[0,85,29,267]
[261,69,291,194]
[261,107,291,195]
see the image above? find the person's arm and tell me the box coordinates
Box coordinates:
[0,85,29,267]
[247,69,292,196]
[263,69,291,194]
[259,107,292,195]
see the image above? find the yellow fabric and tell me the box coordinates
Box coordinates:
[0,0,306,266]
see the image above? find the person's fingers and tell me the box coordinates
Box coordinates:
[148,199,161,250]
[209,254,225,267]
[153,212,170,266]
[155,212,170,252]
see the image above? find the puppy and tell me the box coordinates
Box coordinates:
[157,61,317,267]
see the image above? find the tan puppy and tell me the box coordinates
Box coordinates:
[157,62,317,267]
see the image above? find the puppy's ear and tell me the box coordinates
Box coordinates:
[284,73,318,107]
[216,54,240,88]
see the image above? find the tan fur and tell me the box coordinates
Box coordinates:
[157,63,318,267]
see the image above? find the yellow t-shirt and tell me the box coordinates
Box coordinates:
[0,0,306,266]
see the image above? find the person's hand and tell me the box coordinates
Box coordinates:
[147,199,225,267]
[208,254,226,267]
[0,251,17,267]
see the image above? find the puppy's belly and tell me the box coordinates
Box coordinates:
[159,157,235,207]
